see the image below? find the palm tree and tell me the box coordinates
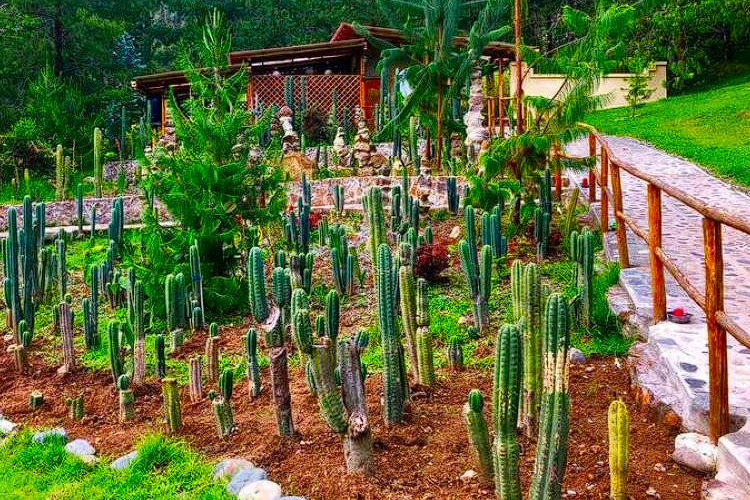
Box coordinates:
[374,0,508,171]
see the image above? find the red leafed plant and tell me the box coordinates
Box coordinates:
[415,242,449,281]
[308,210,322,228]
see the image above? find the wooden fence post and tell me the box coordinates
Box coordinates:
[610,161,630,268]
[600,147,609,232]
[647,184,666,322]
[704,217,729,443]
[588,133,596,202]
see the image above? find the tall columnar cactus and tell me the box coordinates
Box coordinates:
[377,244,406,424]
[459,240,492,334]
[165,273,187,331]
[330,225,353,295]
[296,307,348,434]
[55,234,67,301]
[58,302,75,374]
[492,324,522,500]
[272,266,292,332]
[530,293,571,500]
[333,184,345,214]
[55,144,65,200]
[246,329,261,398]
[3,208,21,342]
[519,262,543,438]
[398,265,419,380]
[212,367,235,438]
[76,183,84,234]
[118,374,134,422]
[570,228,594,328]
[155,333,166,379]
[90,205,96,240]
[482,205,507,260]
[94,127,103,197]
[415,278,434,386]
[463,389,493,480]
[511,259,524,321]
[447,176,459,215]
[325,289,340,345]
[608,400,629,500]
[248,247,269,324]
[131,280,146,384]
[535,169,552,259]
[189,241,205,324]
[188,356,202,403]
[162,377,182,433]
[108,321,124,386]
[289,251,313,294]
[363,187,386,271]
[391,186,402,233]
[205,335,219,382]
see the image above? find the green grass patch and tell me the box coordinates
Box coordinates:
[0,432,232,500]
[588,75,750,187]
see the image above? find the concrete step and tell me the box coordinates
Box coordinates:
[712,422,750,498]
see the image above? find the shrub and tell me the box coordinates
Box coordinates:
[415,242,449,281]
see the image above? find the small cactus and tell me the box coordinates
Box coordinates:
[58,302,75,374]
[118,374,134,422]
[107,321,123,386]
[463,389,493,480]
[459,238,492,334]
[447,337,464,371]
[65,393,84,421]
[29,390,44,410]
[162,377,181,433]
[212,368,235,438]
[205,335,219,382]
[188,356,202,403]
[608,400,629,500]
[246,329,261,398]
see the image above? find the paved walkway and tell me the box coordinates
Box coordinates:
[567,135,750,433]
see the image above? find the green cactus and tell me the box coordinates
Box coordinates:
[493,324,522,500]
[535,169,552,259]
[519,262,543,438]
[333,184,345,214]
[511,259,524,321]
[272,266,292,333]
[416,325,434,386]
[94,127,103,197]
[325,290,340,344]
[162,377,182,433]
[463,389,493,480]
[459,240,492,334]
[570,228,594,328]
[482,205,507,259]
[209,322,219,337]
[107,321,124,386]
[377,244,405,424]
[246,329,262,398]
[289,251,313,293]
[55,144,65,201]
[212,367,235,438]
[398,265,419,380]
[189,241,205,324]
[155,333,166,379]
[330,225,353,295]
[363,187,386,271]
[248,247,269,323]
[530,293,571,500]
[447,176,459,215]
[29,390,44,410]
[65,394,84,421]
[608,400,629,500]
[118,374,134,422]
[59,302,75,373]
[447,336,464,371]
[55,235,67,301]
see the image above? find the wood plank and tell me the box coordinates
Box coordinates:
[704,217,729,443]
[588,133,596,202]
[610,161,630,268]
[647,185,666,322]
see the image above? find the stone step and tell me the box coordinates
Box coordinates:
[702,479,750,500]
[714,422,750,497]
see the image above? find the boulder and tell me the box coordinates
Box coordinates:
[672,432,717,473]
[110,450,138,470]
[238,480,282,500]
[32,428,67,444]
[0,417,18,435]
[65,438,95,457]
[227,467,268,496]
[568,348,587,364]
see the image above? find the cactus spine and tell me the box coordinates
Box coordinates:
[118,374,134,422]
[94,127,103,197]
[162,377,181,433]
[463,389,493,480]
[377,244,405,424]
[188,356,202,403]
[530,293,571,500]
[608,400,629,500]
[246,329,261,398]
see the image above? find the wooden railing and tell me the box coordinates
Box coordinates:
[575,127,750,443]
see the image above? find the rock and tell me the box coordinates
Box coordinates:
[65,438,95,458]
[653,462,667,472]
[672,432,717,473]
[568,348,587,364]
[227,467,268,496]
[449,226,461,240]
[213,458,255,482]
[460,470,478,482]
[238,480,282,500]
[78,454,98,465]
[33,428,67,443]
[110,450,138,470]
[0,417,18,435]
[645,486,660,498]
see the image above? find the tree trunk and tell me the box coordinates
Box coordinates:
[514,0,524,134]
[270,346,294,436]
[338,340,374,476]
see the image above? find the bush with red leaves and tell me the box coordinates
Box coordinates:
[415,242,449,281]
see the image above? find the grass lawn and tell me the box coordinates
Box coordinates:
[587,75,750,187]
[0,432,232,500]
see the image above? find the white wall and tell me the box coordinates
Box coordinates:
[509,62,667,109]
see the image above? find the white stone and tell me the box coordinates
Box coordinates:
[449,225,461,239]
[110,450,138,470]
[65,438,96,458]
[213,458,254,481]
[460,469,477,481]
[0,418,18,435]
[238,480,282,500]
[672,432,717,473]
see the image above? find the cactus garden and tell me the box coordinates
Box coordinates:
[0,2,722,500]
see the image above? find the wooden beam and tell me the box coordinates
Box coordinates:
[704,217,729,443]
[588,133,596,202]
[600,147,609,232]
[611,160,630,268]
[647,184,666,322]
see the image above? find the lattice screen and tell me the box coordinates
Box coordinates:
[251,74,360,122]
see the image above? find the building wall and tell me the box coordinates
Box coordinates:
[509,62,667,109]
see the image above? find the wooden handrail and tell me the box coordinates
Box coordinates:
[570,127,750,443]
